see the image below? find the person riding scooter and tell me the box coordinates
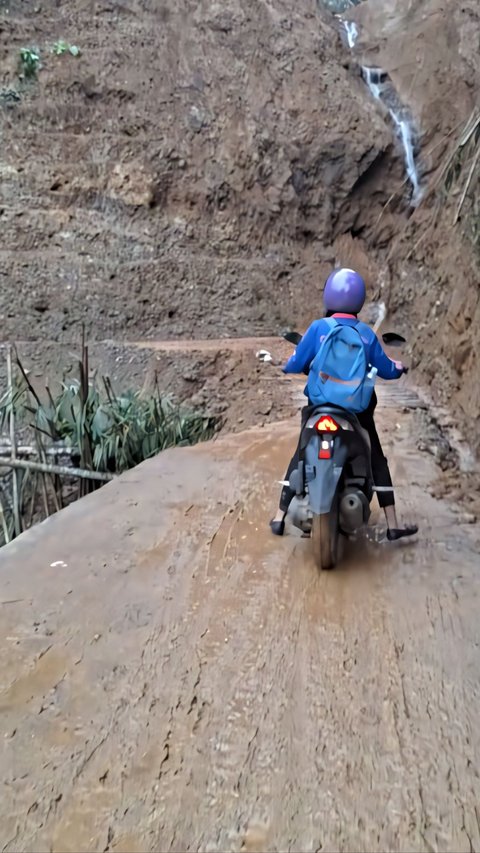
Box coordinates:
[266,268,418,542]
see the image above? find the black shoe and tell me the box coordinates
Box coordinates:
[387,525,418,541]
[269,518,285,536]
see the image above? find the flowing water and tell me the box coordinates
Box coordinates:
[360,62,422,203]
[337,9,423,204]
[389,109,422,203]
[343,19,359,48]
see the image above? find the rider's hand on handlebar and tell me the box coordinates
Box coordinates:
[394,360,409,375]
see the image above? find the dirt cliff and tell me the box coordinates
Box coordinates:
[1,0,407,346]
[351,0,480,452]
[1,0,479,452]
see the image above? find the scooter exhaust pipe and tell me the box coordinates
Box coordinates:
[339,490,369,533]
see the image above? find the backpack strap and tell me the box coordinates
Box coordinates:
[325,317,360,328]
[323,316,361,331]
[323,317,338,332]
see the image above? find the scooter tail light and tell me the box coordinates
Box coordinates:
[315,415,339,432]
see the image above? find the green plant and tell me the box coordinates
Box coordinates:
[52,40,80,57]
[5,350,217,476]
[19,47,41,79]
[24,376,215,473]
[0,346,218,547]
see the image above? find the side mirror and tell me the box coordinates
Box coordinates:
[382,332,407,346]
[283,331,302,346]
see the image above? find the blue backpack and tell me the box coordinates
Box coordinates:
[306,318,377,413]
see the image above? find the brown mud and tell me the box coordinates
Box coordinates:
[1,382,480,853]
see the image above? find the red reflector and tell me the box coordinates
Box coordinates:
[319,439,332,460]
[315,415,339,432]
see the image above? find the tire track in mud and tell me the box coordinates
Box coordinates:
[0,385,479,852]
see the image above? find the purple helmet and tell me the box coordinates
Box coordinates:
[323,268,366,314]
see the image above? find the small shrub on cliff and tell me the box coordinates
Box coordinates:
[18,48,41,79]
[52,41,81,57]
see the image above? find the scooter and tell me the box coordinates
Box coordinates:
[279,330,406,570]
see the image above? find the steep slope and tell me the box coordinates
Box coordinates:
[351,0,480,451]
[0,0,405,344]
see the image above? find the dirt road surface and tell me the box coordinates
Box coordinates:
[1,383,480,853]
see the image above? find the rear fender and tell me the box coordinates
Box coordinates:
[305,436,347,515]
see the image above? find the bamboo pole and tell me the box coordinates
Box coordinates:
[0,457,113,482]
[38,457,51,518]
[0,490,10,545]
[36,433,61,514]
[27,471,38,529]
[6,346,21,537]
[0,444,75,457]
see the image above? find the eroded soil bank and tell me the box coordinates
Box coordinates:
[350,0,480,451]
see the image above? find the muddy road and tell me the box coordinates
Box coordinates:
[1,382,480,853]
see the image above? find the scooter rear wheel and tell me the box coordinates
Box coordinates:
[312,511,339,570]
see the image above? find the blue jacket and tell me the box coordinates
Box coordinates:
[283,314,402,397]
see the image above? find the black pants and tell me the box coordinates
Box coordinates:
[279,392,395,512]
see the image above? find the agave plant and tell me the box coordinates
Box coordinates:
[6,348,217,476]
[0,344,217,546]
